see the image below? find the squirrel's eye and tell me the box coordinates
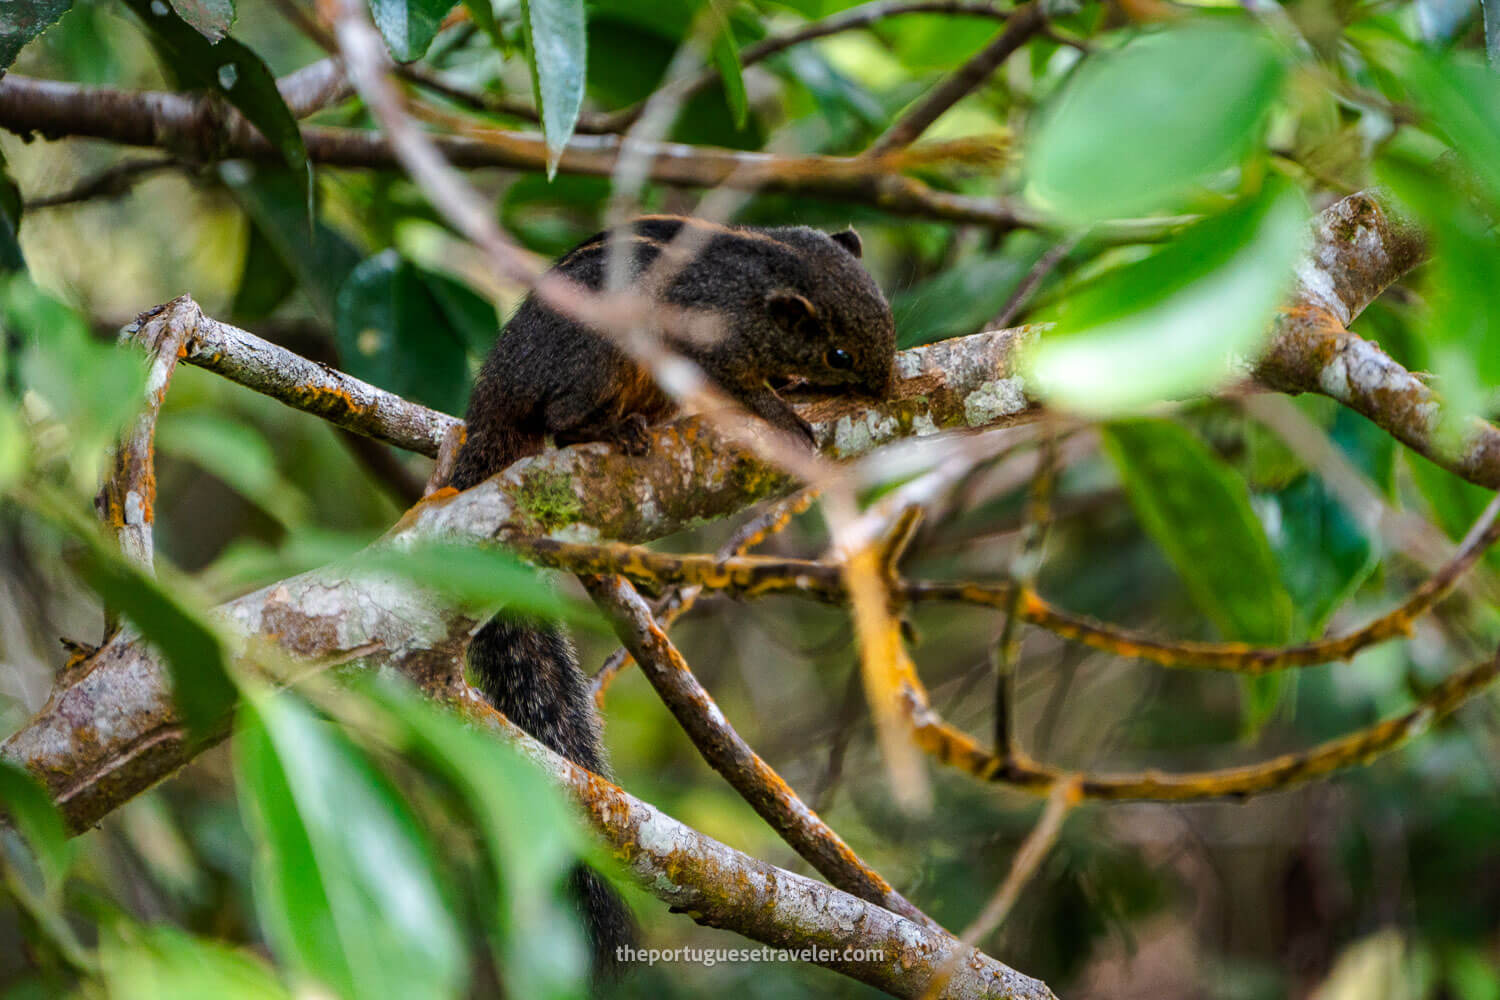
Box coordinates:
[825,347,854,370]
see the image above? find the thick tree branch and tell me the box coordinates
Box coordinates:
[473,701,1056,999]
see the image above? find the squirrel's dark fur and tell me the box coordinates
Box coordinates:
[448,215,896,979]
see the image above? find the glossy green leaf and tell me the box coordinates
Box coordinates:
[354,678,591,1000]
[1027,180,1307,415]
[0,149,24,274]
[0,759,73,892]
[335,251,473,412]
[235,693,465,1000]
[99,922,290,1000]
[121,0,306,177]
[220,164,362,321]
[370,0,457,62]
[168,0,234,42]
[69,526,237,739]
[1102,418,1293,646]
[520,0,588,175]
[1025,21,1286,223]
[353,540,603,629]
[0,0,71,69]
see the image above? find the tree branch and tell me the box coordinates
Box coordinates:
[0,74,1117,232]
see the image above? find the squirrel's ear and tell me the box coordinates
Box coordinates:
[829,228,863,258]
[765,291,819,335]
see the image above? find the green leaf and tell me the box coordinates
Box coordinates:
[369,0,457,62]
[1263,408,1393,639]
[220,164,362,321]
[235,693,465,1000]
[354,678,592,999]
[157,415,310,529]
[68,525,237,740]
[229,220,297,323]
[1026,180,1307,415]
[168,0,235,42]
[891,236,1048,348]
[99,922,290,1000]
[4,277,145,484]
[352,540,603,630]
[1102,418,1293,646]
[1025,21,1286,223]
[0,149,24,274]
[122,0,306,176]
[461,0,502,49]
[0,759,73,892]
[0,0,71,69]
[1409,450,1500,574]
[520,0,588,176]
[1378,153,1500,423]
[335,251,473,413]
[1402,50,1500,211]
[710,16,748,129]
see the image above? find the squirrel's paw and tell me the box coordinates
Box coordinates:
[610,413,654,457]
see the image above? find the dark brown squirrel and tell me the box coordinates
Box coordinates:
[447,214,897,977]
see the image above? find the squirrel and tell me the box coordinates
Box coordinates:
[447,214,897,978]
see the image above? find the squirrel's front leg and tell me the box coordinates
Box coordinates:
[739,384,816,450]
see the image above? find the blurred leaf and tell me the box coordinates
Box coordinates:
[157,414,310,528]
[0,0,71,69]
[892,236,1047,347]
[353,540,603,629]
[4,278,144,481]
[235,693,465,1000]
[1102,418,1294,646]
[1025,21,1286,223]
[0,407,25,492]
[1262,409,1392,638]
[221,163,363,321]
[121,0,306,176]
[1403,50,1500,208]
[0,759,73,892]
[335,251,473,412]
[1027,179,1307,415]
[99,922,290,1000]
[500,174,610,258]
[520,0,587,175]
[422,267,500,355]
[0,149,24,274]
[169,0,234,42]
[229,221,297,323]
[1409,449,1500,573]
[1379,153,1500,424]
[355,677,591,999]
[462,0,502,48]
[710,16,748,129]
[68,519,237,740]
[370,0,457,62]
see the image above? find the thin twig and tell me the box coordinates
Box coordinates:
[23,158,178,211]
[867,2,1045,155]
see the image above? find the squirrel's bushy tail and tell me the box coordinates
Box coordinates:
[467,614,637,978]
[451,424,635,978]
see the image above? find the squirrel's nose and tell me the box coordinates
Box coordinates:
[860,361,896,401]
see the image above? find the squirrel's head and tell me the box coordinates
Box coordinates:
[759,226,897,400]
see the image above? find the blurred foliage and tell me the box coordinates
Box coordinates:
[3,0,1500,997]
